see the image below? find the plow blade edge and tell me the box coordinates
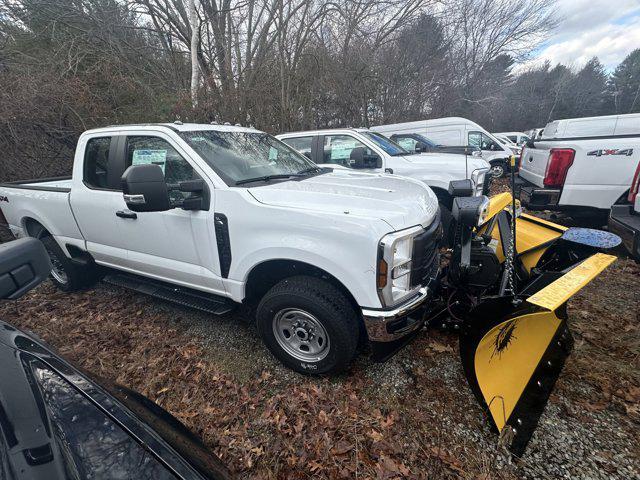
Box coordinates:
[460,253,616,456]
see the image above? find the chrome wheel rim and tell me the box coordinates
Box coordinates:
[272,308,330,362]
[45,248,68,284]
[490,164,504,178]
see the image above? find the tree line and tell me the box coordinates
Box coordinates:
[0,0,638,181]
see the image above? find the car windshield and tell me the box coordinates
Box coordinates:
[180,130,320,185]
[360,132,410,156]
[412,133,437,147]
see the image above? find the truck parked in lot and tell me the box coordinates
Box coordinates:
[517,113,640,225]
[609,159,640,260]
[0,123,443,374]
[371,117,513,178]
[276,128,490,240]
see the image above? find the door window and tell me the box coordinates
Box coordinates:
[126,136,199,201]
[281,136,313,160]
[323,135,373,167]
[31,359,176,480]
[84,137,113,189]
[468,131,498,151]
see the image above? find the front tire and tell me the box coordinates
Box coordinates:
[256,276,359,374]
[489,161,506,178]
[40,236,98,292]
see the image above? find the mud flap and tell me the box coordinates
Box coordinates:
[460,253,616,456]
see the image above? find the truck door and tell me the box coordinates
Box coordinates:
[318,134,384,173]
[115,133,225,295]
[71,135,131,269]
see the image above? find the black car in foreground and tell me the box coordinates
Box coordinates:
[0,238,232,480]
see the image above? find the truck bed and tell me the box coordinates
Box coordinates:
[0,176,72,192]
[0,176,82,242]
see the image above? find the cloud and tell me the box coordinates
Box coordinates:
[518,0,640,72]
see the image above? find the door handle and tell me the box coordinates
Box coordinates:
[116,210,137,219]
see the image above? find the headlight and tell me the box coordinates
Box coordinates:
[471,168,488,195]
[377,226,423,307]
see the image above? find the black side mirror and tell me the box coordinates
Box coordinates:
[121,164,171,213]
[0,238,51,299]
[415,143,429,153]
[178,179,210,211]
[448,179,473,197]
[349,147,382,169]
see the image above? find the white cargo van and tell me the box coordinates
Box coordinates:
[371,117,513,178]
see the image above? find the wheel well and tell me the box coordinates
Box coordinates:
[244,260,360,313]
[23,217,49,238]
[431,187,453,210]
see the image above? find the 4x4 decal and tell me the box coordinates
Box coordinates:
[587,148,634,157]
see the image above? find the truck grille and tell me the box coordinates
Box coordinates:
[409,215,442,289]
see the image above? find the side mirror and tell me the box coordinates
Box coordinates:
[0,238,51,299]
[121,164,171,213]
[415,143,428,153]
[349,147,382,169]
[177,179,210,211]
[448,179,473,197]
[489,144,496,151]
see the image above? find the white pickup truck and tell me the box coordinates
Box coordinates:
[0,123,443,374]
[517,114,640,224]
[276,128,490,241]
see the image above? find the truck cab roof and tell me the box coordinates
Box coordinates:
[86,122,261,135]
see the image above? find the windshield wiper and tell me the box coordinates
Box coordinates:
[235,174,301,185]
[297,166,322,175]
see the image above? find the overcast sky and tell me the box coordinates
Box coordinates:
[523,0,640,72]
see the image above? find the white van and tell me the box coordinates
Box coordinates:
[372,117,513,178]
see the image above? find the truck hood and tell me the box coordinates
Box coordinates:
[247,170,439,231]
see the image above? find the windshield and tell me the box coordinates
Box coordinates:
[360,132,409,156]
[412,133,437,147]
[180,131,318,185]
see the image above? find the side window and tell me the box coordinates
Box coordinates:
[323,135,372,167]
[468,131,495,151]
[282,136,314,160]
[395,136,418,151]
[507,135,517,143]
[468,131,482,149]
[84,137,112,189]
[126,136,199,201]
[31,360,175,480]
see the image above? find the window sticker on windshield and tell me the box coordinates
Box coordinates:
[132,149,167,173]
[331,141,357,161]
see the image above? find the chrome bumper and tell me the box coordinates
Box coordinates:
[362,287,430,342]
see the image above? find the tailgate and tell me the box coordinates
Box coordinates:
[519,145,550,187]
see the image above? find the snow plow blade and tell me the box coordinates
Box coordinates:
[460,253,616,456]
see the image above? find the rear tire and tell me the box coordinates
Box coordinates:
[256,275,359,375]
[40,236,98,292]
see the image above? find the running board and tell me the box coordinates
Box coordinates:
[103,273,235,316]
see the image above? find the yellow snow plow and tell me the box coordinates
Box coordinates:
[433,171,620,455]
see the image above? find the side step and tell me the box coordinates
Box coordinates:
[103,272,235,316]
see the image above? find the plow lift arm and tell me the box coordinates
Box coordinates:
[447,157,620,456]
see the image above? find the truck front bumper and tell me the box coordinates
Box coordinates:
[517,177,561,210]
[609,205,640,260]
[362,287,430,342]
